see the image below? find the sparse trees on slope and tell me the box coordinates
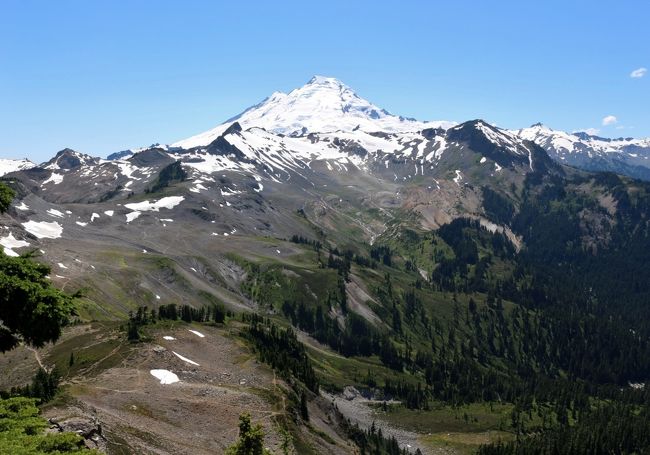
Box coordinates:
[226,413,272,455]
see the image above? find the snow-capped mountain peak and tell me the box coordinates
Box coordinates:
[0,158,35,177]
[172,76,454,149]
[44,148,99,170]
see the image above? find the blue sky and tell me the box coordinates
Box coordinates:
[1,0,648,161]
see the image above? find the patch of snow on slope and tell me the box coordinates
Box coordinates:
[474,122,523,156]
[172,351,200,366]
[126,211,141,223]
[47,209,64,218]
[453,170,463,186]
[125,196,184,212]
[0,233,30,257]
[150,369,179,385]
[15,202,29,211]
[42,173,64,185]
[22,221,63,239]
[188,329,205,338]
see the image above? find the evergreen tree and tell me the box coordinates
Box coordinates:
[225,413,272,455]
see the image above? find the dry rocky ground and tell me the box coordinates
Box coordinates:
[2,322,358,454]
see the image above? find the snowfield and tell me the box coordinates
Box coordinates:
[0,158,35,177]
[0,233,30,257]
[173,76,454,149]
[22,220,63,239]
[150,369,179,385]
[124,196,185,212]
[172,351,200,366]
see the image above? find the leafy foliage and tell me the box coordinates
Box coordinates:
[243,314,318,393]
[2,368,61,404]
[0,182,75,352]
[0,397,95,454]
[225,413,272,455]
[0,182,15,213]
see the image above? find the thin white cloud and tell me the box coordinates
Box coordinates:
[602,115,617,126]
[577,128,600,135]
[630,67,647,78]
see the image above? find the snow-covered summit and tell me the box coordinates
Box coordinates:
[514,123,650,156]
[43,148,99,170]
[0,158,35,177]
[173,76,454,149]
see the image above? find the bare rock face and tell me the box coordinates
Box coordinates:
[48,413,107,452]
[343,385,360,400]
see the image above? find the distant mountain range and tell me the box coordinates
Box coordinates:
[2,76,648,181]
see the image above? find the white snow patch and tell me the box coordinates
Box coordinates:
[47,209,65,218]
[22,221,63,239]
[0,233,30,257]
[150,369,179,384]
[15,202,29,211]
[0,158,35,176]
[125,197,185,211]
[480,157,487,164]
[42,173,64,185]
[126,211,141,223]
[188,330,205,338]
[57,263,68,269]
[453,170,463,186]
[172,351,200,366]
[104,210,114,216]
[91,213,100,222]
[76,221,88,227]
[163,336,175,341]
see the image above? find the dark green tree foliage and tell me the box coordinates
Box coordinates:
[481,186,515,224]
[213,303,227,324]
[2,367,61,404]
[225,413,272,455]
[127,303,227,340]
[0,253,75,352]
[0,182,74,352]
[0,182,16,212]
[299,392,309,421]
[243,314,318,393]
[289,235,322,251]
[147,160,187,193]
[370,245,393,267]
[341,418,412,455]
[478,401,650,454]
[0,397,93,454]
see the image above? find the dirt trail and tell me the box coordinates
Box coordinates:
[26,346,45,369]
